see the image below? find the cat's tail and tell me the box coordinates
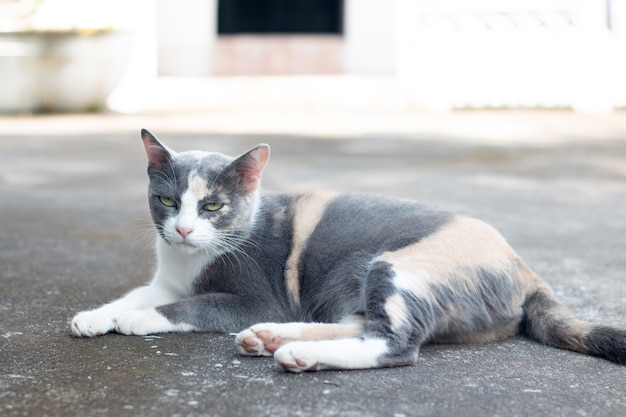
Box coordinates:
[521,278,626,365]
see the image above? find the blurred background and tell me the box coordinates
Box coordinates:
[1,0,626,116]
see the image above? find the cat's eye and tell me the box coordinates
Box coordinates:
[159,196,176,207]
[204,202,224,212]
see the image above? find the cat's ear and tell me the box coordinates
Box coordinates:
[230,144,270,193]
[141,129,174,171]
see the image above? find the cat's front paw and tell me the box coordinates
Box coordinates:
[115,309,163,336]
[71,309,116,337]
[236,323,298,356]
[114,308,191,336]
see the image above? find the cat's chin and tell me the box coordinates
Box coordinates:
[167,240,203,255]
[158,236,212,257]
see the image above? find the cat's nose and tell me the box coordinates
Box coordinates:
[176,226,194,239]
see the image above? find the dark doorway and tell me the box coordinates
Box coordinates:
[218,0,344,35]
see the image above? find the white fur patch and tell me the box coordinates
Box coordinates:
[392,268,434,301]
[384,294,410,331]
[71,283,179,337]
[173,179,203,237]
[71,309,116,337]
[115,308,197,335]
[151,237,212,297]
[273,338,388,372]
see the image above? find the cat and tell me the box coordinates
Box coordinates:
[71,129,626,372]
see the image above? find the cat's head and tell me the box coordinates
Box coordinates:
[140,129,270,255]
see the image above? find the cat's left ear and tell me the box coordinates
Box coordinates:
[230,144,270,193]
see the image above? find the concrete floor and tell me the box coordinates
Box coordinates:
[1,111,625,416]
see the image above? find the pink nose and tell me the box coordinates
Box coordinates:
[176,226,194,239]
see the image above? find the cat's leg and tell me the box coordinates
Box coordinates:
[71,284,182,337]
[272,319,421,372]
[273,293,422,372]
[271,249,528,372]
[113,306,199,336]
[72,238,209,337]
[236,315,364,356]
[272,263,429,372]
[273,337,394,372]
[113,292,294,337]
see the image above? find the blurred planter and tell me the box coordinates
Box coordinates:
[0,29,133,113]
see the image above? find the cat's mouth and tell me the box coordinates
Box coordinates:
[164,236,199,251]
[177,240,197,249]
[174,241,204,254]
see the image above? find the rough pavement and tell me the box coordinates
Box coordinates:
[1,112,625,417]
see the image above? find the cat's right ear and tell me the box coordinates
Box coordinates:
[141,129,174,171]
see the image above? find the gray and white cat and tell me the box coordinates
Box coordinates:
[71,129,625,372]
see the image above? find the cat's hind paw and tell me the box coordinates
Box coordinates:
[71,310,116,337]
[236,325,283,356]
[236,322,304,356]
[273,342,322,372]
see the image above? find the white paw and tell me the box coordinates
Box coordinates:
[274,342,323,373]
[114,309,170,336]
[71,309,116,337]
[273,338,388,372]
[236,322,301,356]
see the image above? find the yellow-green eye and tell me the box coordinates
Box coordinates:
[159,196,176,207]
[204,202,223,212]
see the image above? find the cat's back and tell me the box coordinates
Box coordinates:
[274,191,454,259]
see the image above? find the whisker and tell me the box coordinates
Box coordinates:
[210,230,264,273]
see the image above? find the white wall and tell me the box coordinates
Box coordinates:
[393,0,626,111]
[343,0,396,75]
[157,0,217,76]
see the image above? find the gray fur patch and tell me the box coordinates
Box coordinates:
[297,194,452,322]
